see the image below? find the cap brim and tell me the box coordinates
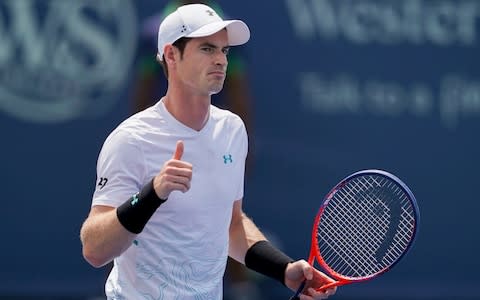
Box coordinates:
[185,20,250,46]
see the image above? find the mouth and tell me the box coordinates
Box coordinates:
[208,70,226,77]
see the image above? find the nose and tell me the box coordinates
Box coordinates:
[215,51,227,67]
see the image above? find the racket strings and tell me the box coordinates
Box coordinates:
[352,176,416,253]
[338,176,412,268]
[343,177,412,268]
[340,183,391,240]
[327,189,389,257]
[377,183,416,261]
[317,175,416,279]
[319,210,385,276]
[319,188,391,276]
[319,206,383,277]
[389,205,416,258]
[329,178,393,268]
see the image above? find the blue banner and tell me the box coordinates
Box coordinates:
[0,0,478,298]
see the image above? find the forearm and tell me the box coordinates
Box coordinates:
[81,177,169,267]
[80,207,136,268]
[228,209,266,263]
[228,201,294,285]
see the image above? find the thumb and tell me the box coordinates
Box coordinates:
[173,140,184,160]
[302,263,313,281]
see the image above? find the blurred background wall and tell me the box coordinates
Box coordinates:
[0,0,479,299]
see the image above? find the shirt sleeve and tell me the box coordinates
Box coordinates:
[235,118,248,201]
[91,129,146,208]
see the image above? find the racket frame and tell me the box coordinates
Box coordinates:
[310,169,420,288]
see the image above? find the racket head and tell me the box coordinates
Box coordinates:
[312,169,420,283]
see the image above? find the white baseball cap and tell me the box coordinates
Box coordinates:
[157,4,250,61]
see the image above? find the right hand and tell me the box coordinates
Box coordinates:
[285,260,337,300]
[153,140,193,199]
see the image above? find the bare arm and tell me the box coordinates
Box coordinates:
[228,200,337,299]
[80,141,192,268]
[228,199,266,263]
[80,205,136,268]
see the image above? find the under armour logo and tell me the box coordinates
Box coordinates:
[206,10,215,16]
[131,193,139,205]
[223,154,233,164]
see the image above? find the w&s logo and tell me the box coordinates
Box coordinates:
[0,0,137,123]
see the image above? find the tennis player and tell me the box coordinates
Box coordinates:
[80,4,337,299]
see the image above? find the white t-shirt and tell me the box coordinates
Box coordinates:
[92,99,247,299]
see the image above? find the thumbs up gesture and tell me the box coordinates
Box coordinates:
[153,140,193,200]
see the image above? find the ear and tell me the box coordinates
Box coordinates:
[163,44,177,66]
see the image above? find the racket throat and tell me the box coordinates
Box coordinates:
[317,280,347,291]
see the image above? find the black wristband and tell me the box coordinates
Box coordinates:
[244,240,294,285]
[116,178,166,234]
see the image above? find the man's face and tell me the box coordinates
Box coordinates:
[174,30,229,96]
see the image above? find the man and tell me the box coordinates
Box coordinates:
[80,4,337,299]
[130,2,260,299]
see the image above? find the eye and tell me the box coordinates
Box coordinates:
[222,48,230,55]
[201,47,214,53]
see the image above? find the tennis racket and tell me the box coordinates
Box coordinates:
[289,169,419,299]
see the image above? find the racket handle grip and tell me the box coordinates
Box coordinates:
[289,280,305,300]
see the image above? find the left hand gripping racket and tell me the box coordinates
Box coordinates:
[290,170,420,299]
